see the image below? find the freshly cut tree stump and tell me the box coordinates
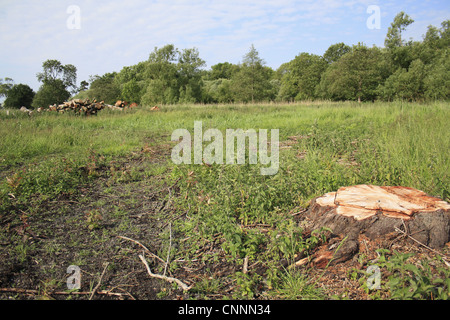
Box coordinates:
[304,185,450,265]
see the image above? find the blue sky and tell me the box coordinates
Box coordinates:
[0,0,449,92]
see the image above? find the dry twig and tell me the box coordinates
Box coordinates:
[243,256,249,274]
[0,287,126,298]
[163,223,172,277]
[394,227,450,261]
[291,208,308,216]
[138,255,191,291]
[118,235,165,264]
[89,262,110,300]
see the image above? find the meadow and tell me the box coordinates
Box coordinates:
[0,101,449,300]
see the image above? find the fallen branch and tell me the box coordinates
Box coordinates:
[291,208,308,216]
[138,255,191,291]
[292,257,310,268]
[0,287,126,298]
[89,262,110,300]
[242,256,249,274]
[118,235,165,264]
[163,223,172,277]
[394,227,449,260]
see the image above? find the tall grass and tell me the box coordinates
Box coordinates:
[1,102,448,198]
[1,101,448,298]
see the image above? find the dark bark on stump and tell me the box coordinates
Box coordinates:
[303,185,450,265]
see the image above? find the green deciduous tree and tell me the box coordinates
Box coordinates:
[207,62,238,80]
[178,47,206,103]
[32,79,71,108]
[376,16,449,102]
[379,59,426,101]
[141,45,180,105]
[33,59,77,107]
[323,43,351,64]
[116,61,148,103]
[424,50,450,100]
[121,78,143,104]
[278,53,327,101]
[318,44,387,102]
[439,20,450,48]
[0,78,14,99]
[4,84,35,109]
[79,80,89,92]
[89,72,121,104]
[202,79,234,103]
[36,59,77,93]
[203,62,240,103]
[385,11,414,49]
[385,12,415,69]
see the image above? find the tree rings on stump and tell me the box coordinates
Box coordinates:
[304,185,450,265]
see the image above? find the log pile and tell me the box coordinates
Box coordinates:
[19,106,33,116]
[105,101,138,111]
[39,99,140,115]
[49,99,106,116]
[114,100,128,109]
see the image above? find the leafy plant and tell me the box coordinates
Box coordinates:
[364,250,450,300]
[85,210,102,230]
[234,271,262,299]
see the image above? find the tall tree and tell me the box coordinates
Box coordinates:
[141,45,180,104]
[4,84,35,109]
[88,72,121,104]
[178,47,206,103]
[116,61,148,103]
[424,50,450,100]
[323,43,351,64]
[33,59,77,107]
[385,12,415,69]
[203,62,239,103]
[121,79,142,103]
[278,53,327,101]
[207,62,238,80]
[439,20,450,48]
[379,59,426,101]
[36,59,77,94]
[0,78,14,99]
[318,44,387,102]
[32,79,71,108]
[231,44,273,103]
[385,11,414,49]
[79,80,89,92]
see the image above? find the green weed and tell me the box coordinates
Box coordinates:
[0,101,448,300]
[362,250,450,300]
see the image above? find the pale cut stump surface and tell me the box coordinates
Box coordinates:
[303,185,450,265]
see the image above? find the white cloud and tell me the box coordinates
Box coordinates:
[0,0,448,90]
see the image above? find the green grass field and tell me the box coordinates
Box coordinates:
[0,101,449,300]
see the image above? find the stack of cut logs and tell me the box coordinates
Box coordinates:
[46,99,141,115]
[49,99,106,116]
[107,100,130,110]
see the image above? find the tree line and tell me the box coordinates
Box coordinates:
[1,12,449,109]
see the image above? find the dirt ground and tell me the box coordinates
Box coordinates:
[0,145,449,300]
